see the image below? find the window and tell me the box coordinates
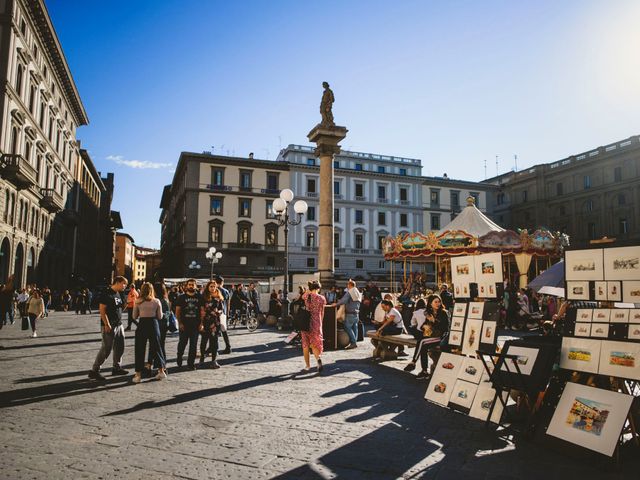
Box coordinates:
[356,259,364,269]
[334,181,340,195]
[306,231,316,247]
[334,259,340,268]
[585,199,593,213]
[266,172,278,191]
[355,210,363,224]
[239,198,251,217]
[355,183,364,198]
[334,232,340,248]
[584,175,591,189]
[587,222,596,239]
[451,191,460,207]
[39,102,45,128]
[20,19,26,35]
[211,168,224,186]
[265,225,277,246]
[377,166,385,173]
[307,157,315,166]
[28,85,36,113]
[238,224,251,244]
[307,178,316,194]
[377,235,385,250]
[559,205,566,215]
[334,208,340,222]
[239,170,252,191]
[400,213,408,227]
[306,257,315,268]
[430,214,440,230]
[618,194,626,206]
[377,185,386,200]
[333,160,339,169]
[354,233,364,249]
[399,168,407,176]
[470,192,480,207]
[378,260,386,269]
[522,190,528,202]
[619,219,628,235]
[210,197,223,215]
[430,189,440,206]
[209,222,222,244]
[614,167,622,182]
[307,206,316,221]
[15,64,23,96]
[400,187,408,202]
[556,183,563,195]
[355,163,363,171]
[266,200,275,218]
[378,212,386,225]
[240,256,247,265]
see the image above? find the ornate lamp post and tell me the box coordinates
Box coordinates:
[188,260,201,277]
[273,188,308,319]
[205,247,223,280]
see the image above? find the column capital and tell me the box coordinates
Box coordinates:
[307,124,348,157]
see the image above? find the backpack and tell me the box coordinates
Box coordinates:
[292,296,311,332]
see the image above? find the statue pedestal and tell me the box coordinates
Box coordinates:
[308,124,348,289]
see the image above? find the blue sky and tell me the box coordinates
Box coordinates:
[47,0,640,248]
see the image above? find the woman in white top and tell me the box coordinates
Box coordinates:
[376,300,404,336]
[26,290,45,338]
[132,282,167,382]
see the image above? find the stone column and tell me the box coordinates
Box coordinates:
[308,124,347,289]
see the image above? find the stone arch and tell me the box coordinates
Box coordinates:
[14,242,24,288]
[0,237,11,284]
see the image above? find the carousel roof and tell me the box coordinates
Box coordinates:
[438,196,505,237]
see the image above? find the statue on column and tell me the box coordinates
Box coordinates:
[320,81,335,126]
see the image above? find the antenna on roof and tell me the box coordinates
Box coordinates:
[484,159,487,179]
[514,154,518,172]
[495,155,499,176]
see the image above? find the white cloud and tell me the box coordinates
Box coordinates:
[107,154,172,170]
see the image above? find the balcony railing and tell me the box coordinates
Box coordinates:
[378,198,388,204]
[201,184,280,196]
[0,154,38,190]
[400,200,410,205]
[39,188,64,213]
[355,196,366,201]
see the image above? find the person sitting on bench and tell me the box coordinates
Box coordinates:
[403,294,449,379]
[376,300,404,336]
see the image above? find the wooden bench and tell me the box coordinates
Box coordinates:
[366,331,417,361]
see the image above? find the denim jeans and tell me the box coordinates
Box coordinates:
[344,313,359,344]
[135,317,165,372]
[177,327,199,367]
[92,324,125,371]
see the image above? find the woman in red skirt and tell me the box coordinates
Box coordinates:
[301,280,326,373]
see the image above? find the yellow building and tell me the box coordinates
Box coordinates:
[114,232,134,282]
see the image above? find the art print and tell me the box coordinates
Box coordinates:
[560,337,601,374]
[453,303,467,317]
[592,309,610,323]
[451,256,476,285]
[628,324,640,341]
[546,382,633,457]
[434,352,464,377]
[425,370,459,406]
[462,319,483,357]
[629,309,640,323]
[603,246,640,281]
[474,253,503,285]
[468,385,505,424]
[594,281,607,301]
[458,357,484,384]
[467,302,484,319]
[610,309,629,324]
[565,249,604,281]
[448,330,463,346]
[454,282,471,299]
[590,323,609,338]
[576,309,593,323]
[622,281,640,304]
[607,282,622,302]
[598,341,640,380]
[448,379,478,410]
[451,316,465,332]
[480,321,497,345]
[575,323,591,337]
[567,281,590,301]
[500,345,539,376]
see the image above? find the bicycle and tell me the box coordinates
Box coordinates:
[228,303,259,332]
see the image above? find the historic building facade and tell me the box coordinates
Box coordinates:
[0,0,89,288]
[484,135,640,248]
[115,232,134,281]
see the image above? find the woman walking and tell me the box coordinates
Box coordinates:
[145,283,171,376]
[27,289,45,338]
[301,280,326,373]
[132,282,167,383]
[199,280,224,369]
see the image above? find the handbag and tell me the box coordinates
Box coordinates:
[21,314,29,331]
[292,298,311,332]
[167,311,178,333]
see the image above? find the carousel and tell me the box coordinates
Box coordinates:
[382,197,567,289]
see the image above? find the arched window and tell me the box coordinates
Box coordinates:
[3,190,9,222]
[10,126,19,154]
[15,64,24,96]
[28,85,36,113]
[24,141,31,163]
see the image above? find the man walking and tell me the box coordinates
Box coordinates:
[88,276,129,381]
[335,279,362,350]
[175,278,202,369]
[215,275,231,354]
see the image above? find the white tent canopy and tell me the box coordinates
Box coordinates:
[438,196,505,237]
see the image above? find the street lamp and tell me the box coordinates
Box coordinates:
[188,260,201,277]
[205,246,223,280]
[273,188,308,321]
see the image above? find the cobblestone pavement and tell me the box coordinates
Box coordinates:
[0,311,637,479]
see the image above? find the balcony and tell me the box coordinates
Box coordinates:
[39,188,64,213]
[349,248,369,254]
[400,200,411,205]
[227,242,262,250]
[0,154,38,190]
[378,198,389,204]
[355,196,366,201]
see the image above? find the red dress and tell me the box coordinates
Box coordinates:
[301,291,326,353]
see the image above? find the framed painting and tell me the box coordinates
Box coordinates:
[448,330,463,347]
[458,357,485,384]
[622,281,640,304]
[448,379,478,411]
[467,302,484,319]
[450,316,465,332]
[462,319,483,357]
[567,281,591,301]
[474,252,503,285]
[592,309,611,323]
[576,309,593,323]
[451,256,476,285]
[433,352,465,377]
[603,246,640,281]
[565,249,604,281]
[499,345,539,376]
[546,382,633,457]
[454,282,471,299]
[594,281,607,301]
[610,309,629,324]
[590,323,609,338]
[425,370,458,406]
[575,323,592,337]
[628,324,640,341]
[629,309,640,323]
[598,340,640,380]
[480,321,497,346]
[469,385,505,424]
[560,337,601,374]
[453,303,467,317]
[607,281,622,302]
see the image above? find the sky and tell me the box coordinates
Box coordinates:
[47,0,640,249]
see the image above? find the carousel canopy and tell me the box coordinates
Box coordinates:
[439,196,504,237]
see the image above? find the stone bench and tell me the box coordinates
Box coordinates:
[366,331,417,361]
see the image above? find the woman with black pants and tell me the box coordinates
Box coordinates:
[132,282,167,383]
[147,283,171,373]
[200,280,224,369]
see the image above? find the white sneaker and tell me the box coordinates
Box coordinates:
[155,370,167,381]
[132,373,142,383]
[31,332,37,338]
